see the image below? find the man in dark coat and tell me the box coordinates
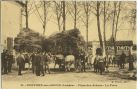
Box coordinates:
[1,49,8,74]
[2,50,8,74]
[93,57,99,73]
[120,52,126,69]
[40,53,45,76]
[7,51,14,73]
[98,56,105,75]
[112,56,116,67]
[35,52,41,76]
[1,49,5,74]
[117,56,121,68]
[30,53,36,73]
[16,52,25,75]
[128,52,134,71]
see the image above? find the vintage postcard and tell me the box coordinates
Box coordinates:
[0,0,136,89]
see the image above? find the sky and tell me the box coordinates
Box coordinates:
[22,1,136,44]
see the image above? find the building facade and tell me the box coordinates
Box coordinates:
[88,41,133,56]
[1,1,23,52]
[106,41,133,56]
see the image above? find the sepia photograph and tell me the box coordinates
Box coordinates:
[0,0,136,89]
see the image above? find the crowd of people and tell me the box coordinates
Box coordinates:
[1,49,136,76]
[1,50,53,76]
[1,49,14,74]
[16,51,52,76]
[104,51,135,71]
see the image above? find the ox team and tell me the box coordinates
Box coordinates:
[1,48,135,76]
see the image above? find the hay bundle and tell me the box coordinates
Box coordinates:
[43,29,86,56]
[14,28,43,52]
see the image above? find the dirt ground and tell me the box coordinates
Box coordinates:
[2,63,137,89]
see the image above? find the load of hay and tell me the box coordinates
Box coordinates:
[43,29,86,56]
[14,28,43,52]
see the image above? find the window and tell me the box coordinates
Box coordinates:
[106,46,110,50]
[117,46,120,50]
[123,46,129,50]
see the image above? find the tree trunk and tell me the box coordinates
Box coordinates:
[114,2,121,40]
[112,2,117,56]
[74,1,77,29]
[25,1,29,29]
[114,2,121,56]
[86,12,89,52]
[97,2,103,50]
[57,18,61,31]
[103,1,107,55]
[43,1,47,35]
[62,1,66,31]
[54,2,62,31]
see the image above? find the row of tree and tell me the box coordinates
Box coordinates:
[18,1,136,56]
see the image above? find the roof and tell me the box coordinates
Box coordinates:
[15,1,25,7]
[88,40,133,46]
[106,41,133,46]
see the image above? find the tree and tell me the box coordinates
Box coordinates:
[25,1,29,29]
[103,1,106,55]
[67,1,81,29]
[53,1,66,32]
[81,1,92,51]
[33,1,50,35]
[129,8,136,30]
[89,1,104,51]
[62,1,66,31]
[125,2,136,31]
[43,1,50,35]
[19,0,42,29]
[96,1,103,50]
[53,1,63,31]
[24,1,37,29]
[103,1,111,55]
[111,2,121,56]
[114,2,121,40]
[74,1,77,29]
[17,1,29,29]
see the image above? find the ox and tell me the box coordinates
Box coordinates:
[65,55,75,72]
